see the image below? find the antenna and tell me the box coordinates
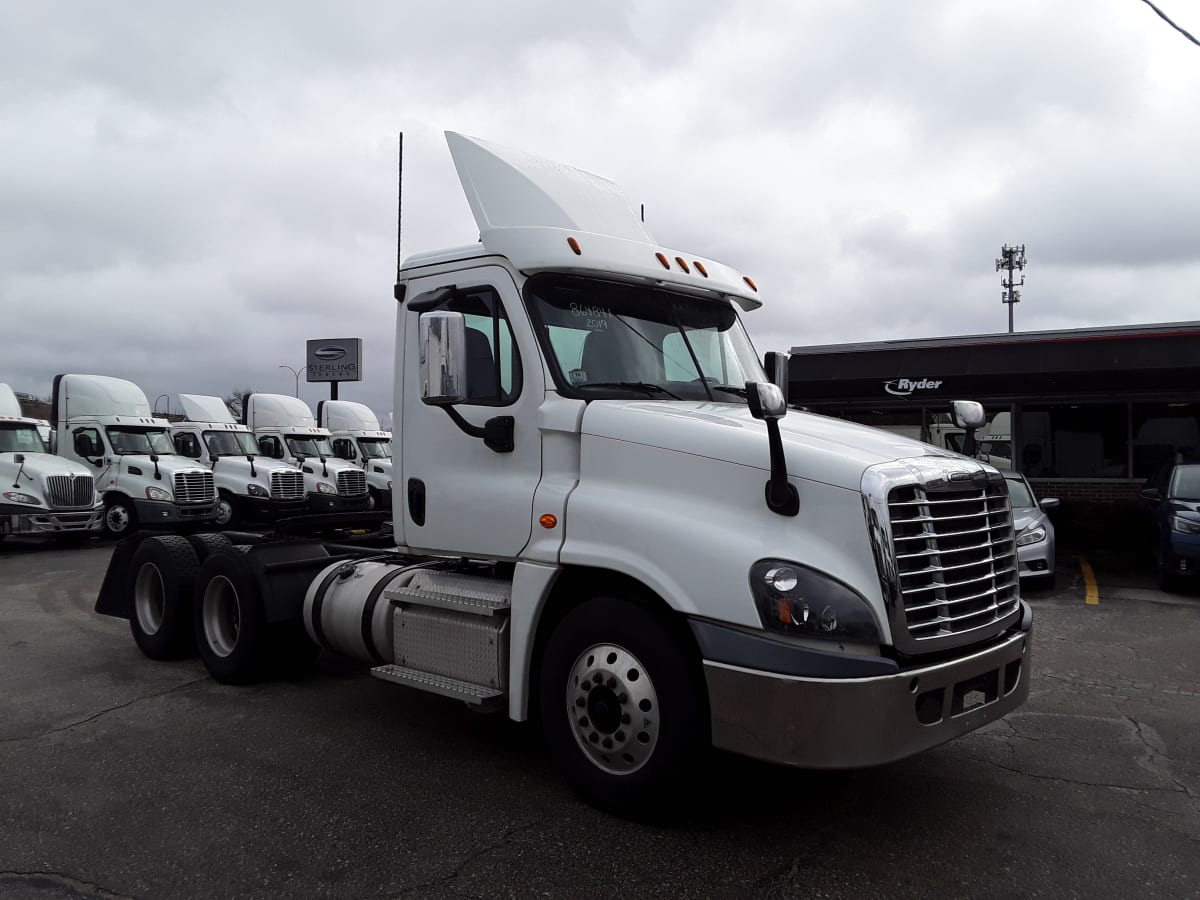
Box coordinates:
[395,132,404,282]
[995,243,1027,334]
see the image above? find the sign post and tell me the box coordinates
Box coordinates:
[305,338,363,400]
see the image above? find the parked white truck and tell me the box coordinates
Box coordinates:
[317,400,393,510]
[242,393,371,515]
[0,383,103,541]
[53,374,219,536]
[97,132,1031,815]
[170,394,308,528]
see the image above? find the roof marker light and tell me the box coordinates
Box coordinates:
[743,276,758,292]
[694,261,708,277]
[567,237,581,255]
[675,257,690,273]
[655,252,670,269]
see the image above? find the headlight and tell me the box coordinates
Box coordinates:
[1016,525,1046,547]
[749,559,881,643]
[145,486,172,501]
[3,491,42,506]
[1171,515,1200,535]
[246,483,269,498]
[316,481,336,494]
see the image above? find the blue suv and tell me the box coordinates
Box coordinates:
[1140,463,1200,592]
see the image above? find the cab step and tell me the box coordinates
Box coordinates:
[370,665,504,705]
[384,570,511,616]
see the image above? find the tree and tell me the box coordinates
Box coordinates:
[223,389,254,419]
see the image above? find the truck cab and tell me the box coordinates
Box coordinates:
[0,383,103,541]
[52,374,218,537]
[242,394,370,514]
[317,400,392,510]
[170,394,308,528]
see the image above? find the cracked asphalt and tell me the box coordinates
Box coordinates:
[1,542,1198,899]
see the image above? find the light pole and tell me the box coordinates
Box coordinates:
[279,364,309,398]
[153,394,169,416]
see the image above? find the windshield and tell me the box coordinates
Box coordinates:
[286,435,334,458]
[1170,465,1200,500]
[525,274,767,402]
[358,438,391,459]
[107,426,174,455]
[1005,475,1037,508]
[204,430,261,457]
[0,423,46,453]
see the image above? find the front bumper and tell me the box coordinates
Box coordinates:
[703,613,1032,769]
[1164,531,1200,577]
[1,503,104,534]
[237,495,310,522]
[131,498,219,526]
[1016,531,1055,579]
[306,492,370,514]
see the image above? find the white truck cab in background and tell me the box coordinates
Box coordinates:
[52,374,218,537]
[242,393,370,514]
[170,394,308,528]
[98,132,1032,816]
[0,383,103,541]
[317,400,392,510]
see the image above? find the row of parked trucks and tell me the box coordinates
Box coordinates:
[0,376,391,542]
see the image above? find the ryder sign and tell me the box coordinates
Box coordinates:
[306,338,363,383]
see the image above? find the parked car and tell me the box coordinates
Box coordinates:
[1139,463,1200,592]
[1004,470,1058,589]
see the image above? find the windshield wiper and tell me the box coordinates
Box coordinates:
[709,384,749,398]
[581,381,683,400]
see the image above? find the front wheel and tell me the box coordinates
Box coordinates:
[538,596,709,817]
[103,497,137,538]
[212,492,238,529]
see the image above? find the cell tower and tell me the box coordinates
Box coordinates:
[996,244,1027,334]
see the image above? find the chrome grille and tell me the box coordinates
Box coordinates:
[173,471,215,504]
[888,482,1019,645]
[337,469,367,496]
[45,475,95,509]
[270,470,305,501]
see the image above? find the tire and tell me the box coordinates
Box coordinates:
[186,532,234,563]
[538,596,709,818]
[1158,563,1182,594]
[128,535,200,659]
[193,548,266,684]
[368,488,390,511]
[103,496,138,538]
[212,492,238,529]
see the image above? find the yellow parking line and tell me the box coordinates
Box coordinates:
[1079,557,1099,605]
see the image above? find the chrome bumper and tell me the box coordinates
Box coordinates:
[704,625,1032,769]
[3,505,104,534]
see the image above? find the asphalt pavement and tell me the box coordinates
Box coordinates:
[1,541,1197,899]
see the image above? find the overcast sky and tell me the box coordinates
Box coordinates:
[3,0,1198,421]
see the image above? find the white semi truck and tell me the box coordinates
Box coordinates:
[170,394,308,528]
[317,400,393,510]
[0,383,103,541]
[96,132,1031,815]
[53,374,219,537]
[242,393,371,515]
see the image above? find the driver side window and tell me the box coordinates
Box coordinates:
[332,438,356,460]
[73,427,103,458]
[258,436,283,459]
[173,432,202,459]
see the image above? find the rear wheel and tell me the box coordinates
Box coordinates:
[129,536,200,659]
[194,549,266,684]
[104,497,137,538]
[539,596,708,818]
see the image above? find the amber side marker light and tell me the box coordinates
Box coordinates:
[567,237,582,255]
[694,261,708,277]
[743,275,758,292]
[675,256,690,273]
[539,514,558,529]
[655,252,670,269]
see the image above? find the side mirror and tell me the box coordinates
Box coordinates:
[419,310,467,406]
[763,351,790,402]
[1139,488,1162,502]
[1039,497,1060,511]
[746,382,787,420]
[13,453,24,464]
[950,400,986,430]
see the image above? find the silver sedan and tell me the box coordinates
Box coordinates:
[1004,470,1058,589]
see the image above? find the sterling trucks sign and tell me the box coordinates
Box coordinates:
[306,338,363,383]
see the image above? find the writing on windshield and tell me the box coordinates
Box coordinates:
[525,274,766,402]
[0,424,45,454]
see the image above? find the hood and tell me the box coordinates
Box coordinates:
[365,458,394,475]
[211,456,299,478]
[1011,508,1046,533]
[1168,498,1200,517]
[580,401,956,491]
[119,455,208,477]
[1,451,92,479]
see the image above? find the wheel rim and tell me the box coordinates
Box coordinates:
[202,575,241,658]
[566,643,660,775]
[214,498,233,526]
[106,504,130,533]
[133,562,165,636]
